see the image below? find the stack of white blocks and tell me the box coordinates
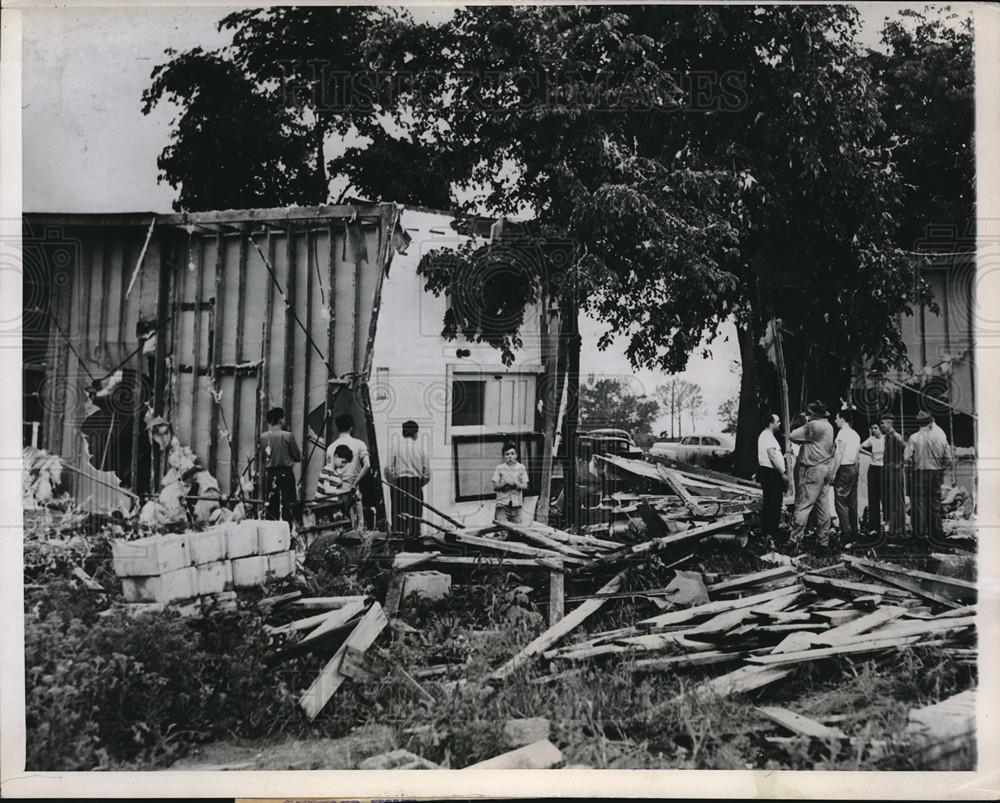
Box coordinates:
[112,520,295,605]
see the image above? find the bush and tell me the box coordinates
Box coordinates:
[24,586,305,770]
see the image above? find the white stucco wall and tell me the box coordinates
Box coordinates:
[370,208,546,528]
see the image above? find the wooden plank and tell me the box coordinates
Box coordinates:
[862,615,976,641]
[802,574,910,600]
[684,589,806,635]
[843,555,977,601]
[548,567,565,626]
[393,551,442,571]
[490,571,625,681]
[842,558,964,609]
[325,222,337,435]
[292,595,368,610]
[756,707,847,740]
[494,520,589,558]
[441,531,585,564]
[384,575,405,617]
[680,664,793,701]
[638,584,802,629]
[812,606,908,646]
[707,566,797,595]
[282,226,296,416]
[288,610,342,633]
[417,555,567,572]
[631,650,744,672]
[300,599,367,644]
[746,635,922,666]
[299,602,388,720]
[395,666,436,705]
[464,740,563,770]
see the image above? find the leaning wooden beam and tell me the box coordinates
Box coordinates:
[576,515,745,573]
[300,602,388,720]
[493,520,590,558]
[656,465,711,515]
[631,650,745,672]
[434,531,587,565]
[548,565,565,626]
[382,478,464,528]
[489,571,625,681]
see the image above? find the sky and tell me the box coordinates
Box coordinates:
[17,3,966,434]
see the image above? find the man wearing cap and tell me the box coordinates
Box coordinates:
[788,401,836,549]
[905,410,953,546]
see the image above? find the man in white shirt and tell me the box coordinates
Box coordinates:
[830,408,861,543]
[859,424,885,535]
[323,413,370,527]
[756,412,786,543]
[386,420,431,539]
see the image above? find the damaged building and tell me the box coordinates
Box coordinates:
[22,204,554,527]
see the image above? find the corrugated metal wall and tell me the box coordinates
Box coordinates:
[27,204,398,508]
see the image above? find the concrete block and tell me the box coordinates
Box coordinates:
[121,566,197,603]
[231,555,269,588]
[401,571,452,602]
[190,527,227,565]
[226,521,259,559]
[267,549,296,578]
[112,533,191,577]
[196,560,228,596]
[258,519,291,554]
[503,718,551,749]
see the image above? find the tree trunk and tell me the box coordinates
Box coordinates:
[561,298,581,529]
[733,323,761,479]
[534,300,560,525]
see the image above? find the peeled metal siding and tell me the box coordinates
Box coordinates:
[30,205,395,505]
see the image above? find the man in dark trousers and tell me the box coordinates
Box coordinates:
[879,414,906,538]
[386,420,431,539]
[905,410,953,548]
[259,407,301,526]
[830,408,861,545]
[756,412,787,546]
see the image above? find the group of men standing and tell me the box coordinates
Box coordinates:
[757,402,954,551]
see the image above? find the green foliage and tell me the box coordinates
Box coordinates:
[141,49,322,211]
[717,394,739,434]
[24,587,303,769]
[869,9,974,250]
[578,377,659,436]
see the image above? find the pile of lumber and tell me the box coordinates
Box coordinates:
[486,554,976,704]
[585,455,760,543]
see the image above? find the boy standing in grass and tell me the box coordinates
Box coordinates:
[492,443,529,525]
[259,407,301,525]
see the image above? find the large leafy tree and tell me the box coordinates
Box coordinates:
[141,7,450,210]
[868,9,974,251]
[406,5,935,474]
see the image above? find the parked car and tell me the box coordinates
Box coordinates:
[648,432,735,470]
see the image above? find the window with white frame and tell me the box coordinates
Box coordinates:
[449,371,537,435]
